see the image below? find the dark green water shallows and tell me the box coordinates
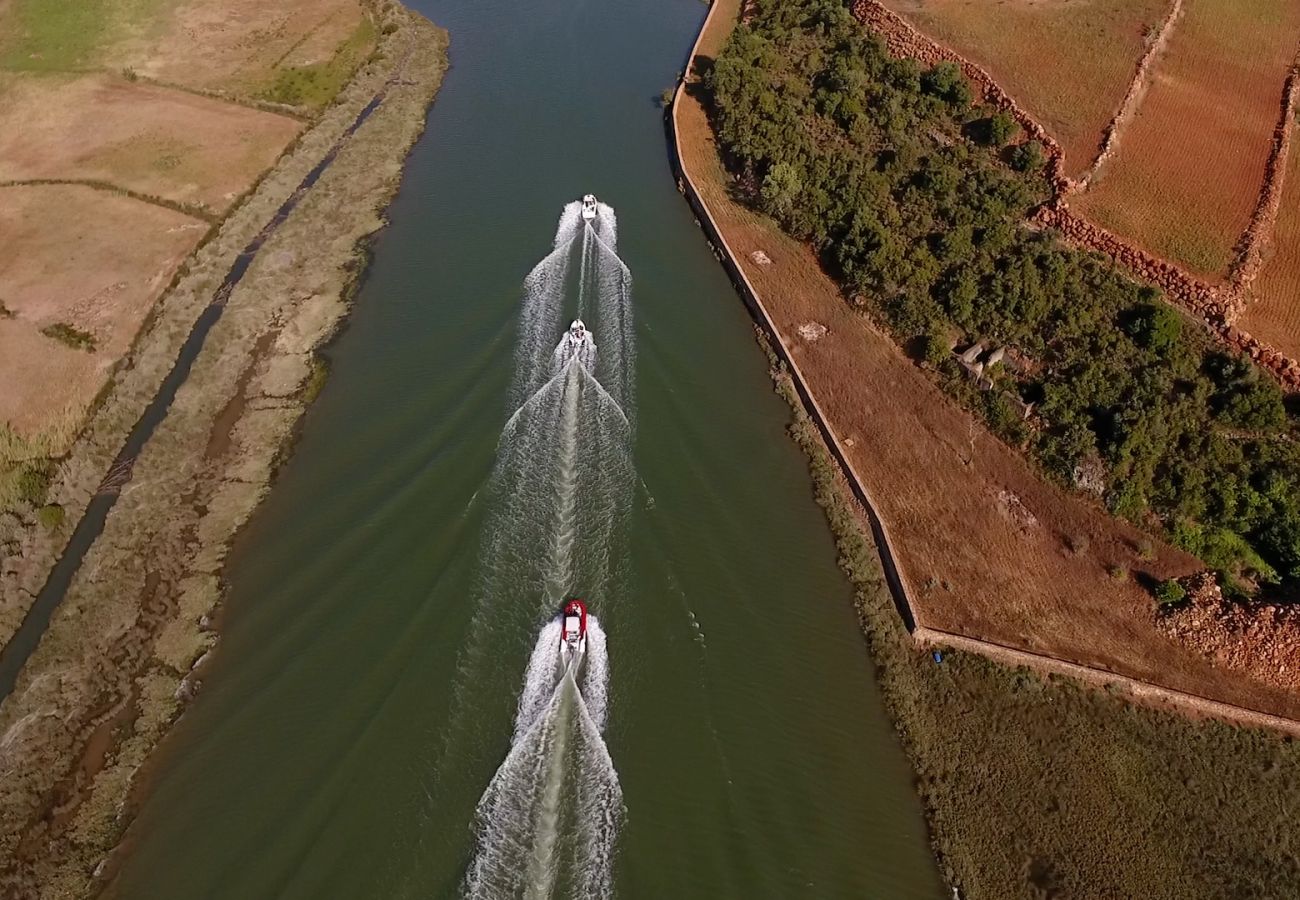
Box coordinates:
[107,0,947,895]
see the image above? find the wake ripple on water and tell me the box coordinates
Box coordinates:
[465,617,622,900]
[463,199,633,898]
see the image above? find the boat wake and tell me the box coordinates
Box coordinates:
[464,198,632,898]
[465,617,619,900]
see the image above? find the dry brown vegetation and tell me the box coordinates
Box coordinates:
[879,0,1169,177]
[0,4,448,893]
[108,0,369,100]
[0,73,301,212]
[1074,0,1300,278]
[0,0,371,497]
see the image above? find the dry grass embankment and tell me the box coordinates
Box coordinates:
[0,4,448,894]
[674,22,1300,722]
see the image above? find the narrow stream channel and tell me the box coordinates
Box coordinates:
[106,0,947,895]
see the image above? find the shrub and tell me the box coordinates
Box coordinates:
[41,322,96,352]
[987,112,1019,147]
[37,503,64,529]
[1155,578,1187,607]
[16,464,50,506]
[1008,140,1045,173]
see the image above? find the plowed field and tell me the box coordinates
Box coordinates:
[880,0,1169,177]
[1074,0,1300,278]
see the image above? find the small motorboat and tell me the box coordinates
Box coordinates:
[559,597,588,674]
[580,194,599,221]
[567,319,588,346]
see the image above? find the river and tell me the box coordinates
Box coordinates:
[104,0,946,895]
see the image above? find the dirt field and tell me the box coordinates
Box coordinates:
[676,23,1300,720]
[0,183,203,440]
[1242,121,1300,359]
[1073,0,1300,278]
[109,0,373,106]
[879,0,1168,178]
[0,72,301,214]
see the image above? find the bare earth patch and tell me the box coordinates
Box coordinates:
[0,72,301,213]
[0,184,203,441]
[1073,0,1300,278]
[880,0,1169,177]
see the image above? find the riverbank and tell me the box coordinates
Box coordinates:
[673,0,1300,895]
[0,2,448,894]
[670,0,1300,724]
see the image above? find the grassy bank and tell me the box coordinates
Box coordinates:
[759,333,1300,897]
[0,3,449,894]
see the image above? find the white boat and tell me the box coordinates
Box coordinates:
[567,319,588,346]
[559,597,588,675]
[581,194,598,221]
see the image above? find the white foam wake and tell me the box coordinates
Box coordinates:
[464,199,635,899]
[466,617,622,900]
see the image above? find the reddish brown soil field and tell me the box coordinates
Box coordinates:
[1074,0,1300,279]
[880,0,1168,178]
[109,0,367,98]
[676,5,1300,720]
[0,73,301,214]
[1243,125,1300,359]
[0,184,203,439]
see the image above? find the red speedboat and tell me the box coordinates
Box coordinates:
[559,598,587,674]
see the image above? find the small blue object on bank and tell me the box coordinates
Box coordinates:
[932,651,943,664]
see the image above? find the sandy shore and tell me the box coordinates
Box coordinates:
[0,2,448,894]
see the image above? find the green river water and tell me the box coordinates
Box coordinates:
[106,0,947,895]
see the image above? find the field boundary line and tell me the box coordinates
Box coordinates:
[1079,0,1184,188]
[1231,45,1300,291]
[0,178,218,223]
[915,626,1300,737]
[670,0,1300,737]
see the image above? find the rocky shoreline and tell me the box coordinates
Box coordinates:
[0,3,448,895]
